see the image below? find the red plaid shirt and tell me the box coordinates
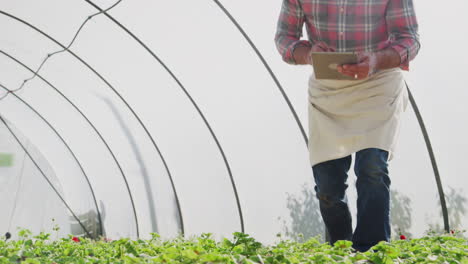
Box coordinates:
[275,0,420,70]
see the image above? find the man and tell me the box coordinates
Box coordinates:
[275,0,420,252]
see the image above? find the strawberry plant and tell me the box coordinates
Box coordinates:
[0,230,466,263]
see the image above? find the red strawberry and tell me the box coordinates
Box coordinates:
[72,236,80,243]
[400,235,406,240]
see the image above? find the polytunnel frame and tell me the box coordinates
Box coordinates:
[84,0,246,233]
[1,48,177,237]
[210,0,450,233]
[1,1,243,237]
[1,0,450,237]
[0,9,143,238]
[0,9,188,238]
[0,49,133,237]
[0,83,94,238]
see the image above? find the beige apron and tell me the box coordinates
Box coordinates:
[308,68,408,166]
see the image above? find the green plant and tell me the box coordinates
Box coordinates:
[0,229,465,263]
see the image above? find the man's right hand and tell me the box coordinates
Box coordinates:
[293,41,335,65]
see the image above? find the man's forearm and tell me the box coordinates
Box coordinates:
[293,45,312,65]
[375,48,402,71]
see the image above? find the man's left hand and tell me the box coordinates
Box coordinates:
[337,52,378,80]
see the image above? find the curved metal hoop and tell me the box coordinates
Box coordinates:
[406,83,450,232]
[212,0,308,145]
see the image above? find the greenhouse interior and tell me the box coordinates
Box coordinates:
[0,0,466,245]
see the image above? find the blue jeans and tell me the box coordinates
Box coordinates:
[312,148,391,252]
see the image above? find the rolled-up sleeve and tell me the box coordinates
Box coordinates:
[275,0,311,64]
[386,0,421,70]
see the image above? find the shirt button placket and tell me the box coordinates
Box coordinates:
[339,3,344,37]
[339,0,346,50]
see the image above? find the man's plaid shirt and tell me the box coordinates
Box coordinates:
[275,0,420,70]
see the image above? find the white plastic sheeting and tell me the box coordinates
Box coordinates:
[0,0,466,243]
[0,118,79,238]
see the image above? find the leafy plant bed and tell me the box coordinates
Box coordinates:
[0,231,466,264]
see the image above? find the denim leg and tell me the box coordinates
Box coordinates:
[312,155,353,245]
[352,148,391,252]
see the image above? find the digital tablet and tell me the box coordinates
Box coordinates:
[311,52,359,80]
